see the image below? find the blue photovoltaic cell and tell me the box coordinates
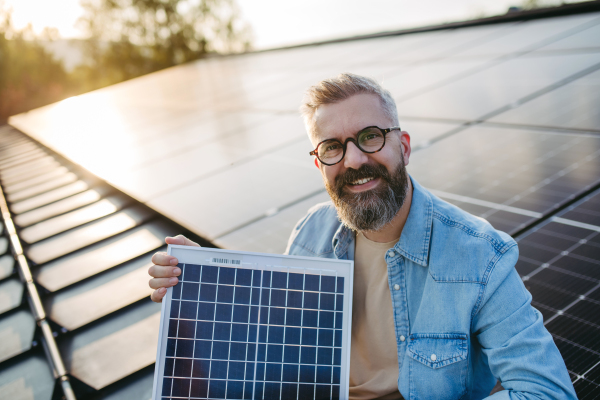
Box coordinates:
[162,264,345,399]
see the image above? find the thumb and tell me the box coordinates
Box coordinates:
[165,235,200,247]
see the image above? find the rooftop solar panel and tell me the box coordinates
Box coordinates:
[153,246,353,400]
[515,188,600,395]
[408,125,600,234]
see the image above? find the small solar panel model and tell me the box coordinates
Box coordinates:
[152,245,354,400]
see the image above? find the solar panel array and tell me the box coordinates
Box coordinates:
[1,3,600,398]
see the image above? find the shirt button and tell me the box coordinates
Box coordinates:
[388,250,396,257]
[393,284,400,291]
[400,335,406,342]
[430,354,437,361]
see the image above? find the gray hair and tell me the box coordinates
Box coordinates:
[300,73,399,138]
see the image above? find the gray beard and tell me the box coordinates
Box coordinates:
[325,158,409,232]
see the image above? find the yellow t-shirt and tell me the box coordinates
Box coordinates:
[349,232,403,400]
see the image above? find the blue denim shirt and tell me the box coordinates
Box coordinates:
[285,177,576,400]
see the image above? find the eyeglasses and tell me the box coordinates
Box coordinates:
[309,126,401,166]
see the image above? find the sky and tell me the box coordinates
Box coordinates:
[3,0,571,49]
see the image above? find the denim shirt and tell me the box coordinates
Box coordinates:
[285,177,576,400]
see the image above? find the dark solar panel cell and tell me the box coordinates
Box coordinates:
[196,321,213,340]
[200,284,217,302]
[176,339,194,357]
[586,364,600,385]
[182,283,199,300]
[301,346,317,364]
[305,275,320,291]
[179,301,197,320]
[197,302,215,321]
[227,380,244,398]
[289,273,304,290]
[202,266,219,283]
[300,364,316,383]
[288,291,303,308]
[304,292,319,309]
[190,379,209,398]
[272,271,288,289]
[236,269,252,286]
[318,347,333,365]
[573,378,600,400]
[546,316,600,352]
[525,281,578,310]
[183,264,200,282]
[570,243,600,261]
[287,309,302,326]
[228,361,245,380]
[235,286,251,304]
[303,310,318,328]
[217,285,234,303]
[321,276,336,293]
[269,326,285,344]
[520,231,579,250]
[216,304,233,322]
[174,358,192,377]
[319,311,334,329]
[551,256,600,281]
[530,269,596,294]
[335,330,343,347]
[192,359,210,378]
[316,366,332,384]
[285,328,304,348]
[211,360,228,379]
[335,313,343,329]
[219,267,236,285]
[284,346,300,363]
[554,337,599,376]
[266,361,282,379]
[318,330,334,347]
[214,322,232,341]
[209,378,226,397]
[231,324,249,342]
[586,287,600,302]
[260,289,270,306]
[195,340,211,359]
[230,342,247,361]
[270,289,286,307]
[518,242,561,263]
[282,382,299,397]
[565,300,600,324]
[540,222,591,239]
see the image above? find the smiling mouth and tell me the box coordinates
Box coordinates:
[350,177,375,186]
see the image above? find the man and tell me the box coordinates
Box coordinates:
[149,73,576,399]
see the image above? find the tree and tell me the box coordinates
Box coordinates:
[0,5,72,122]
[76,0,252,88]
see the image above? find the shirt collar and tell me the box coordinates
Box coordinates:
[331,175,433,266]
[393,176,433,267]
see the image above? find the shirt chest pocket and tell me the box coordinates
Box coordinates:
[407,333,468,400]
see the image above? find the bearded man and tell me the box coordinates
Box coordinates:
[148,73,575,399]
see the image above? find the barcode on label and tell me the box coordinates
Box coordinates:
[212,257,241,265]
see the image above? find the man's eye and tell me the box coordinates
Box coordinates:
[363,133,378,140]
[324,143,342,152]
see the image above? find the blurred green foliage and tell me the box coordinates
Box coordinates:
[0,0,251,122]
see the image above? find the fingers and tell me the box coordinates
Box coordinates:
[165,234,200,247]
[151,251,179,267]
[148,264,181,278]
[151,287,167,303]
[149,277,178,289]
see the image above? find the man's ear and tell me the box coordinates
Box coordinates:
[314,158,320,169]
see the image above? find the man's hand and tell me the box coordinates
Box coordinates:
[149,235,200,302]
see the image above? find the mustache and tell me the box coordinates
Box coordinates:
[334,164,391,192]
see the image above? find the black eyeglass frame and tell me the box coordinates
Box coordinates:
[309,126,401,166]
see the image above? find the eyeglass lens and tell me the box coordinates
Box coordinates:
[317,127,385,164]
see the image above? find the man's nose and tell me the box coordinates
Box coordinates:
[343,141,369,169]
